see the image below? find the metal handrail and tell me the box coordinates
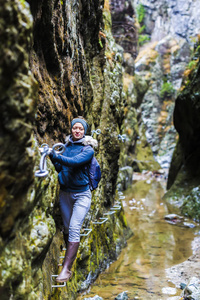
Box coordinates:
[110,205,121,210]
[118,191,124,195]
[115,201,121,205]
[80,228,92,236]
[92,217,108,224]
[103,210,116,215]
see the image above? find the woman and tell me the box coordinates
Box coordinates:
[49,117,98,283]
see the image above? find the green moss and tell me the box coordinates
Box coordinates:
[165,182,200,222]
[138,25,145,34]
[187,60,197,69]
[19,0,26,7]
[99,38,104,48]
[136,3,145,24]
[134,124,161,172]
[138,34,150,46]
[181,187,200,221]
[164,159,200,219]
[160,81,175,99]
[136,3,150,47]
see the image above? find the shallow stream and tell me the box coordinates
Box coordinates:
[77,173,199,300]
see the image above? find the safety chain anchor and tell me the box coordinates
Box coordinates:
[91,129,101,137]
[118,134,127,142]
[35,143,65,178]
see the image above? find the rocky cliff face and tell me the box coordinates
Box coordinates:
[122,0,200,172]
[130,0,200,222]
[165,42,200,221]
[110,0,162,180]
[2,0,200,299]
[0,1,132,299]
[133,0,200,43]
[116,0,200,224]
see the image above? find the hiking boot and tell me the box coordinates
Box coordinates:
[56,241,79,283]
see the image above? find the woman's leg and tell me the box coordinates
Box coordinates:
[59,190,74,235]
[59,190,74,247]
[56,189,91,282]
[68,189,92,242]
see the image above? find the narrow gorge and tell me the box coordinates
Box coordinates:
[1,0,200,299]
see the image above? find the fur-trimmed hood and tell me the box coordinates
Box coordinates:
[65,135,98,148]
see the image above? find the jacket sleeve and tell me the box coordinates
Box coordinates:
[52,146,94,167]
[49,152,62,172]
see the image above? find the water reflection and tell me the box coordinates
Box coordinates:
[78,175,198,299]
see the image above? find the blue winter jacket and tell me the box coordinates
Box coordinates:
[50,136,97,192]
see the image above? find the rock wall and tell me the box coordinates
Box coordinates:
[2,0,200,298]
[0,0,132,299]
[110,0,161,180]
[165,42,200,221]
[132,0,200,222]
[122,0,200,172]
[133,0,200,43]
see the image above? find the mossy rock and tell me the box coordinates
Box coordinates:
[134,124,161,172]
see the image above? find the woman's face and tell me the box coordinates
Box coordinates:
[71,122,85,141]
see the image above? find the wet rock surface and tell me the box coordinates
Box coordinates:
[114,291,129,300]
[2,0,200,299]
[0,0,37,237]
[165,43,200,222]
[117,166,133,191]
[0,1,132,299]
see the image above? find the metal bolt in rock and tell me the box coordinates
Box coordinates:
[118,134,127,142]
[91,129,101,137]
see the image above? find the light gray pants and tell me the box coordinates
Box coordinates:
[59,189,92,242]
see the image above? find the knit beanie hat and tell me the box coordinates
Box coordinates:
[71,118,89,134]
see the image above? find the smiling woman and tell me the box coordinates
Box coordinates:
[72,123,84,140]
[71,117,87,141]
[49,116,97,283]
